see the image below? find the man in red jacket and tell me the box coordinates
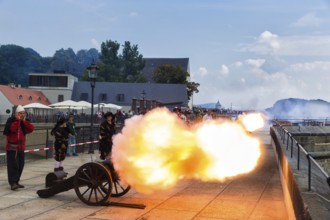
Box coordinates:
[6,105,34,190]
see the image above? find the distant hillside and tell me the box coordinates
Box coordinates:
[265,98,330,119]
[193,103,217,109]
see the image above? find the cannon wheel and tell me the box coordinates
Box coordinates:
[74,162,112,206]
[111,177,131,197]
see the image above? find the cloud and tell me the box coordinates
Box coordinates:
[196,67,208,77]
[197,56,330,110]
[220,64,229,76]
[91,38,99,49]
[242,31,330,56]
[242,31,280,55]
[245,59,265,68]
[292,12,322,28]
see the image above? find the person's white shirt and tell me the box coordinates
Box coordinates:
[203,113,212,121]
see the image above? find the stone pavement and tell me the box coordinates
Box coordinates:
[0,129,289,220]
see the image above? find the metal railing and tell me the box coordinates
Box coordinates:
[272,120,330,191]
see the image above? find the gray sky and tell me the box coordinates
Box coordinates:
[1,0,330,110]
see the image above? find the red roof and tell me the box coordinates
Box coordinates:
[0,84,51,106]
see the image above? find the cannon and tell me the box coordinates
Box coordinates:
[37,160,131,206]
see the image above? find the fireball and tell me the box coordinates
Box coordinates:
[112,108,263,194]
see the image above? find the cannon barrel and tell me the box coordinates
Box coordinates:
[37,176,74,198]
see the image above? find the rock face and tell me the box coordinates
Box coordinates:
[265,98,330,119]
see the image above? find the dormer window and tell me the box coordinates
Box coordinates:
[18,95,23,100]
[38,97,41,101]
[29,96,32,101]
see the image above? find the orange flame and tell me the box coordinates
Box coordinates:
[112,108,263,194]
[238,112,265,132]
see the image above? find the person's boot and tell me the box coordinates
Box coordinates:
[58,167,64,171]
[17,182,24,188]
[11,183,19,190]
[54,167,60,172]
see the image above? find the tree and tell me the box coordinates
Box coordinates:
[152,64,199,101]
[120,41,146,82]
[98,40,121,82]
[0,44,48,86]
[92,40,146,82]
[152,64,189,83]
[187,81,200,100]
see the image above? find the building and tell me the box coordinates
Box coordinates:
[0,83,51,123]
[28,72,78,104]
[215,100,222,110]
[71,81,188,113]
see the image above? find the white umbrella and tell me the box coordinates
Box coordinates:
[94,103,122,110]
[23,102,53,117]
[77,100,92,108]
[49,100,81,109]
[23,102,52,109]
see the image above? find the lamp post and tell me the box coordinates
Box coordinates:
[87,61,99,154]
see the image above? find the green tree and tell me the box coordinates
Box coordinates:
[120,41,146,82]
[152,64,189,83]
[187,81,200,100]
[98,40,121,82]
[152,64,199,101]
[84,40,146,82]
[0,44,48,86]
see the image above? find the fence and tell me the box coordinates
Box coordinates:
[271,120,330,193]
[0,123,124,165]
[0,113,105,125]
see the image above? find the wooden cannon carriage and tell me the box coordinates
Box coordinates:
[37,160,131,206]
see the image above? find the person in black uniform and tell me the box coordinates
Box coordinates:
[99,112,116,160]
[51,117,69,171]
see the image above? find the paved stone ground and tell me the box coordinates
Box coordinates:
[0,129,289,220]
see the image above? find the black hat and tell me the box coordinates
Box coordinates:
[104,112,114,119]
[57,117,66,125]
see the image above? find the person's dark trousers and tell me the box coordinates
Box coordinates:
[6,150,25,185]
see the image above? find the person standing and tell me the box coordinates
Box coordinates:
[51,117,69,171]
[66,113,78,156]
[203,109,213,121]
[5,105,34,190]
[99,112,116,160]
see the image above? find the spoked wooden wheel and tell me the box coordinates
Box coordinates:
[74,162,112,206]
[111,174,131,197]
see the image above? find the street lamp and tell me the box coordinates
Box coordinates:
[87,61,99,154]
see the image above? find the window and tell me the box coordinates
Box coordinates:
[58,95,64,102]
[80,93,88,101]
[38,97,41,101]
[18,95,23,100]
[116,94,125,102]
[29,75,68,87]
[28,96,32,101]
[99,93,107,102]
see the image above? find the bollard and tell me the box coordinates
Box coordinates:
[46,140,53,159]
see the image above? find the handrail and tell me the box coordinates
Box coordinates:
[272,120,330,190]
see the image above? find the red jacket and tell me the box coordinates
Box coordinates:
[6,119,34,151]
